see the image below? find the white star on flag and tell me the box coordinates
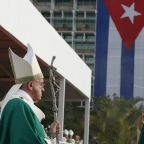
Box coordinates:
[120,3,141,24]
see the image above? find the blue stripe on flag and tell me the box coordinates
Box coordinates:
[94,0,109,97]
[120,43,135,99]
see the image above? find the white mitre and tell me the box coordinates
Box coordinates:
[0,44,45,121]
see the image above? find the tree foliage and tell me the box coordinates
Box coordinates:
[90,96,142,144]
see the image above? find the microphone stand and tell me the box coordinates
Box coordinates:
[49,56,60,144]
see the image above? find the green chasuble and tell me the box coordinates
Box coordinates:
[138,125,144,144]
[0,98,47,144]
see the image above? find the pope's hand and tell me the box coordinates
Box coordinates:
[50,121,60,138]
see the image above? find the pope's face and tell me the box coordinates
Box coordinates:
[31,79,45,103]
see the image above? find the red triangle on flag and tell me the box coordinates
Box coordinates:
[104,0,144,48]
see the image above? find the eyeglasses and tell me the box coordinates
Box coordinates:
[34,80,45,89]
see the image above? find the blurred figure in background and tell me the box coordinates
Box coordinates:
[137,112,144,144]
[91,136,98,144]
[74,134,83,144]
[62,129,69,143]
[67,129,75,144]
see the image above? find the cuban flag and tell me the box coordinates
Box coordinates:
[94,0,144,99]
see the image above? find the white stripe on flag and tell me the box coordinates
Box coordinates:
[106,17,122,97]
[134,28,144,98]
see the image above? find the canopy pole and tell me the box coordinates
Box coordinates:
[84,98,90,144]
[58,78,66,141]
